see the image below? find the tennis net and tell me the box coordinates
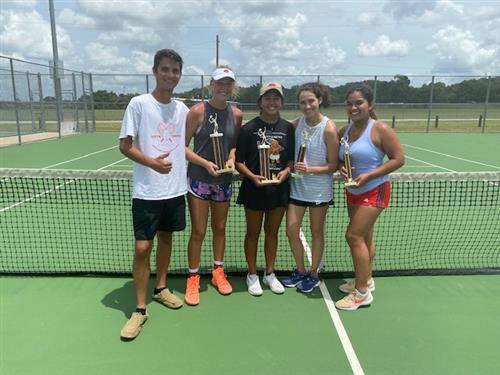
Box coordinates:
[1,169,499,276]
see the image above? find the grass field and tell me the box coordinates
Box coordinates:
[1,103,500,136]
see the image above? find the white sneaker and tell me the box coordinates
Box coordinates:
[263,272,285,294]
[246,274,263,296]
[338,277,375,294]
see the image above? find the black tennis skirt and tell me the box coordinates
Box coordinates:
[236,177,290,211]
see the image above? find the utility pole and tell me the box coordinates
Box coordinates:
[49,0,64,133]
[216,34,219,67]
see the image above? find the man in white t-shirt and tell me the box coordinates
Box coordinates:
[118,49,189,340]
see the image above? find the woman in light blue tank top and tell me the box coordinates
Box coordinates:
[335,85,405,311]
[282,82,339,294]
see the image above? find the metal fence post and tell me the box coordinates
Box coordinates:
[146,74,149,93]
[72,72,79,131]
[37,73,46,131]
[26,72,36,131]
[9,58,22,145]
[81,72,89,132]
[201,75,205,101]
[89,73,96,132]
[482,76,491,133]
[373,75,378,104]
[426,75,435,133]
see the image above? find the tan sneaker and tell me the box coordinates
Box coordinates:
[185,274,200,306]
[153,288,183,309]
[338,278,375,294]
[335,289,373,311]
[120,312,148,340]
[211,267,232,295]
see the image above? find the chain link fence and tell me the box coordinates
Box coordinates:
[0,56,95,146]
[1,55,498,146]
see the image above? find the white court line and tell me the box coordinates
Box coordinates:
[299,229,364,375]
[97,158,127,170]
[405,156,456,172]
[42,145,118,169]
[403,144,500,170]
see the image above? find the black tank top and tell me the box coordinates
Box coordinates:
[187,102,237,184]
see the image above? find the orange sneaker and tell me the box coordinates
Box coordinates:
[185,274,200,306]
[211,267,232,295]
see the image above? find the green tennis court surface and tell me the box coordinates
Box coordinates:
[1,132,499,374]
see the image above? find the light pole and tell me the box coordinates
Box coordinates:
[49,0,64,134]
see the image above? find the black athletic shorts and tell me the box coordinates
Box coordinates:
[132,195,186,240]
[236,178,289,211]
[288,197,333,207]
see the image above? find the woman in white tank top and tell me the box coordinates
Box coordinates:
[282,82,339,293]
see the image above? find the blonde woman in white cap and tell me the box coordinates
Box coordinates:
[184,66,242,306]
[235,82,295,296]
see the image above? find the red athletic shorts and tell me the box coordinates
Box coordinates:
[345,181,391,208]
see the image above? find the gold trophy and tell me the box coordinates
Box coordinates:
[291,129,310,178]
[257,128,279,185]
[341,136,358,187]
[208,114,234,174]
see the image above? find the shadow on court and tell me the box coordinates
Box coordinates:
[100,276,189,317]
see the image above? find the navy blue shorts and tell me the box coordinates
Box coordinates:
[132,195,186,240]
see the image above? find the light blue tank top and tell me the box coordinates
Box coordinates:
[339,118,388,194]
[290,116,333,203]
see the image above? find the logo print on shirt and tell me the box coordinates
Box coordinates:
[151,120,181,153]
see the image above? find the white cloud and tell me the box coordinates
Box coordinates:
[385,0,464,24]
[84,42,129,72]
[98,24,161,47]
[1,0,38,9]
[426,26,498,73]
[357,12,378,27]
[0,9,73,60]
[357,35,409,57]
[58,8,96,28]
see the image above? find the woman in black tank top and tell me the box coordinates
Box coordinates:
[184,67,243,306]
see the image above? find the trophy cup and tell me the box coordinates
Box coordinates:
[291,129,310,178]
[257,128,279,185]
[340,136,358,187]
[208,114,234,174]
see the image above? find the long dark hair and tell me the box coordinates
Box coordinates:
[296,82,331,108]
[345,85,378,120]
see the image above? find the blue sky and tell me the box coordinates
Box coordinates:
[1,0,499,92]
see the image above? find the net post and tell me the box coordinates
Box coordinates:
[435,115,439,128]
[391,115,396,129]
[478,115,483,128]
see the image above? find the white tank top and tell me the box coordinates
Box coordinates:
[290,116,333,203]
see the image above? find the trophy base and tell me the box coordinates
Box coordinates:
[216,167,235,175]
[261,179,280,185]
[345,180,359,187]
[290,172,303,179]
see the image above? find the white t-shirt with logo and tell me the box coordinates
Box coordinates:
[119,93,189,200]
